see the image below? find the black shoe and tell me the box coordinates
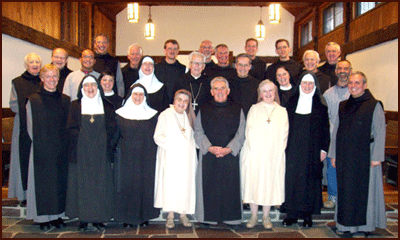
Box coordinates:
[124,223,134,228]
[50,218,65,228]
[352,231,370,238]
[282,218,298,227]
[39,222,51,231]
[139,221,149,228]
[78,222,88,231]
[302,218,313,228]
[93,222,106,231]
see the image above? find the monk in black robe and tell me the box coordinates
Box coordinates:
[51,48,72,93]
[26,64,70,230]
[330,72,386,237]
[93,34,124,97]
[194,77,245,226]
[8,53,42,202]
[155,39,186,102]
[173,51,211,115]
[228,53,259,117]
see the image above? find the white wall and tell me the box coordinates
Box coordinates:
[2,34,81,108]
[346,39,398,111]
[116,5,295,59]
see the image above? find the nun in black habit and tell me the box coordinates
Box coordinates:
[65,75,117,231]
[99,70,123,110]
[133,56,169,112]
[113,83,160,228]
[276,66,296,108]
[280,71,330,228]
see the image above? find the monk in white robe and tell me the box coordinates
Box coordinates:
[154,89,197,229]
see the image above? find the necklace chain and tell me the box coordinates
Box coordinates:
[189,82,202,110]
[264,105,276,124]
[173,111,186,133]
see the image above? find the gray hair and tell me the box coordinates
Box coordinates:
[350,71,368,84]
[24,53,42,69]
[200,40,213,49]
[127,43,143,55]
[188,51,206,63]
[210,76,229,89]
[302,50,320,63]
[257,79,280,104]
[325,42,341,52]
[51,48,68,58]
[94,33,109,42]
[335,60,352,71]
[235,53,252,63]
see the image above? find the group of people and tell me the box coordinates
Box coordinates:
[7,35,387,237]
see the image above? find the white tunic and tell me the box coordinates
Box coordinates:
[153,106,197,214]
[241,101,289,206]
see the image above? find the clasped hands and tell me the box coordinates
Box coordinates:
[208,146,232,158]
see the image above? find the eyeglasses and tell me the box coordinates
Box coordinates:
[212,86,227,91]
[190,61,205,66]
[237,63,250,68]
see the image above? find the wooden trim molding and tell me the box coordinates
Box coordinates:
[2,16,83,59]
[342,22,398,57]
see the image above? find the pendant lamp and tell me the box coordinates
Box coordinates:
[127,3,139,23]
[269,3,281,24]
[255,7,265,40]
[144,5,155,40]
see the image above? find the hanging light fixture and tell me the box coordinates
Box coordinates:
[255,6,266,40]
[269,3,281,24]
[127,3,139,23]
[144,5,155,40]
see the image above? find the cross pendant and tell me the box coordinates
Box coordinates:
[90,116,95,123]
[267,119,271,124]
[192,101,198,111]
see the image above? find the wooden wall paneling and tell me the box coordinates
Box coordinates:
[61,2,79,46]
[342,22,398,57]
[317,27,345,60]
[93,5,116,55]
[296,41,314,63]
[2,16,83,59]
[79,2,92,49]
[312,7,319,52]
[344,2,352,45]
[2,2,22,24]
[349,2,398,42]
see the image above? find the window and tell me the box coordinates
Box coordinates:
[356,2,382,16]
[301,20,313,47]
[323,2,344,34]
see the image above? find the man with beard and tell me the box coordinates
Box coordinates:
[322,60,352,209]
[199,40,216,76]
